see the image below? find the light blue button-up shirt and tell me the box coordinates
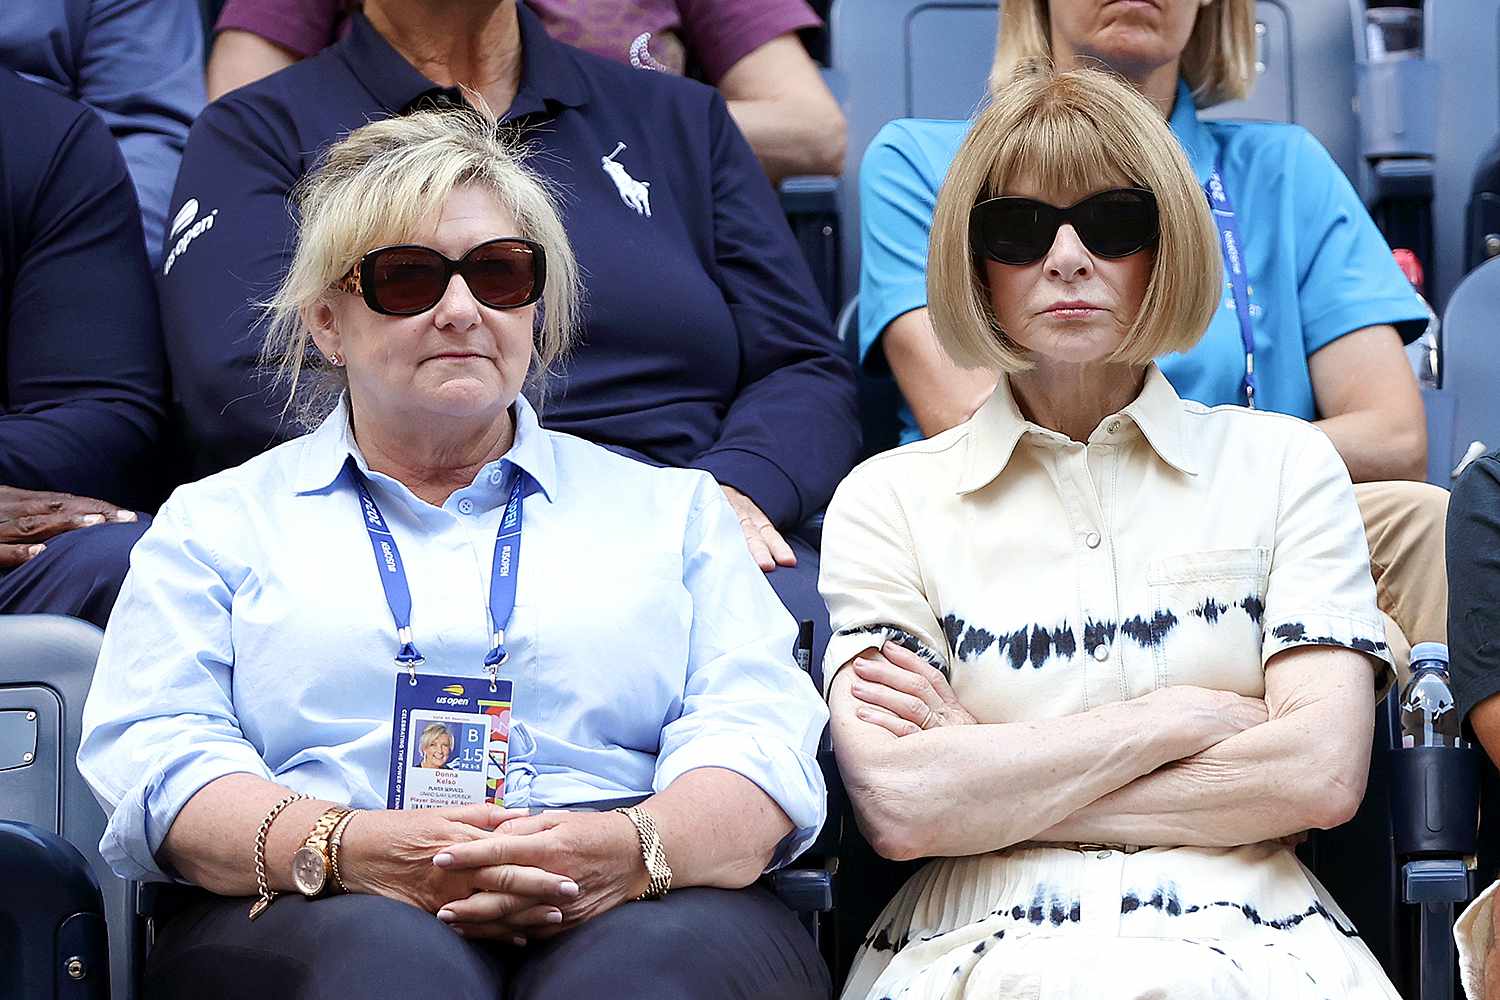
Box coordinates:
[79,395,828,881]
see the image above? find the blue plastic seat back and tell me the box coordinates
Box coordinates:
[0,615,137,1000]
[1435,256,1500,476]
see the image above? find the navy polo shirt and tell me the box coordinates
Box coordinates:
[159,2,857,528]
[0,69,166,509]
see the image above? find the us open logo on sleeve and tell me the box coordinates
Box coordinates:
[162,198,219,276]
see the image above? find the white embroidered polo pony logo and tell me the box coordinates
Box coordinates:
[601,142,651,217]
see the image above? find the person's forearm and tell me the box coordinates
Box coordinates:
[882,309,998,438]
[644,767,792,889]
[1037,699,1370,847]
[206,30,300,101]
[726,97,845,184]
[838,686,1217,860]
[1314,410,1426,483]
[159,773,341,896]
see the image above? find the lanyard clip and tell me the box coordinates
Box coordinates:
[395,626,424,684]
[484,630,508,691]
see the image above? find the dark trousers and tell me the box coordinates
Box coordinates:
[0,519,149,629]
[145,885,830,1000]
[766,533,830,689]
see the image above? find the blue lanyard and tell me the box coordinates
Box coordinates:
[1204,161,1258,409]
[349,458,525,684]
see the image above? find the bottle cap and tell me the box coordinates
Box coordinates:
[1410,641,1449,666]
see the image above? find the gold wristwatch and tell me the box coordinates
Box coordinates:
[614,805,672,900]
[292,806,352,898]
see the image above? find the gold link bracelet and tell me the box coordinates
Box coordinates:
[249,792,308,920]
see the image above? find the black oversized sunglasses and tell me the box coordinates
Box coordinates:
[334,237,546,316]
[969,188,1159,265]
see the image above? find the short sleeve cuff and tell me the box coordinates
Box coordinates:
[1263,612,1394,676]
[858,283,929,372]
[96,746,273,882]
[822,622,949,697]
[1302,296,1430,351]
[694,8,824,83]
[653,732,826,869]
[691,448,803,528]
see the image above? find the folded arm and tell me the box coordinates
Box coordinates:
[829,651,1263,860]
[1038,645,1377,846]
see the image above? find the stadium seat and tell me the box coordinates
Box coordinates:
[0,615,137,999]
[1430,256,1500,480]
[0,821,108,1000]
[1420,2,1500,305]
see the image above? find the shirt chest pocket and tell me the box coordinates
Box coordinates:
[1146,547,1271,697]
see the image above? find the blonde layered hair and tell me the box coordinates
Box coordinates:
[260,100,581,429]
[991,0,1257,108]
[928,67,1220,372]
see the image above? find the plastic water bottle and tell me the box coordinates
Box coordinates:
[1399,642,1464,748]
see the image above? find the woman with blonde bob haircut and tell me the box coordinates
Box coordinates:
[79,102,831,1000]
[928,63,1221,374]
[820,68,1403,999]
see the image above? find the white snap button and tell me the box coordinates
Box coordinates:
[1085,531,1101,549]
[1092,644,1109,662]
[489,469,504,486]
[457,498,475,515]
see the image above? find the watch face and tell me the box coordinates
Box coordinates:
[292,846,327,896]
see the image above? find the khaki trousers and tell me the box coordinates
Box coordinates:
[1355,480,1451,686]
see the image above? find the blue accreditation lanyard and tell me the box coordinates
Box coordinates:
[1204,160,1258,409]
[349,458,525,689]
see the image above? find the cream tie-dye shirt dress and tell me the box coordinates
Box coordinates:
[819,365,1400,1000]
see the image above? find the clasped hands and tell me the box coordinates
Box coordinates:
[340,804,649,945]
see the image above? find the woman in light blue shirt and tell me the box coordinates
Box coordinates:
[78,104,830,999]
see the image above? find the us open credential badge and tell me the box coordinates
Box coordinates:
[388,674,513,810]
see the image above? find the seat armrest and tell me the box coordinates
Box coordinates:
[769,867,834,913]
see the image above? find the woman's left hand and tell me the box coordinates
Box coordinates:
[850,640,976,735]
[432,809,647,941]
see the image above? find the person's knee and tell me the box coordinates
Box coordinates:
[287,895,498,991]
[542,889,826,998]
[0,519,149,627]
[1361,480,1450,547]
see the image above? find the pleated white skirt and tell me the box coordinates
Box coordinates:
[842,843,1402,1000]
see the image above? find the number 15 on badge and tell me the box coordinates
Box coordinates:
[388,674,513,810]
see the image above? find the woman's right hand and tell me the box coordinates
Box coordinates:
[338,805,577,923]
[1144,684,1269,756]
[849,640,976,735]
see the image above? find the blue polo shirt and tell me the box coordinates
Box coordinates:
[0,69,166,510]
[859,78,1429,445]
[160,2,856,529]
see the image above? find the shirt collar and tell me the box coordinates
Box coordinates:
[1168,76,1216,187]
[291,392,558,502]
[955,363,1199,495]
[336,1,589,119]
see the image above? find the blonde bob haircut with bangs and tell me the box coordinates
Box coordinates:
[990,0,1257,109]
[260,97,581,430]
[928,66,1221,374]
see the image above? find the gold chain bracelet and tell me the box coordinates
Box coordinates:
[249,792,307,920]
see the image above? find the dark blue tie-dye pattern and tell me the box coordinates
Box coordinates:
[939,594,1271,669]
[1122,882,1360,937]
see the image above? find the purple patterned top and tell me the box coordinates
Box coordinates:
[214,0,820,84]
